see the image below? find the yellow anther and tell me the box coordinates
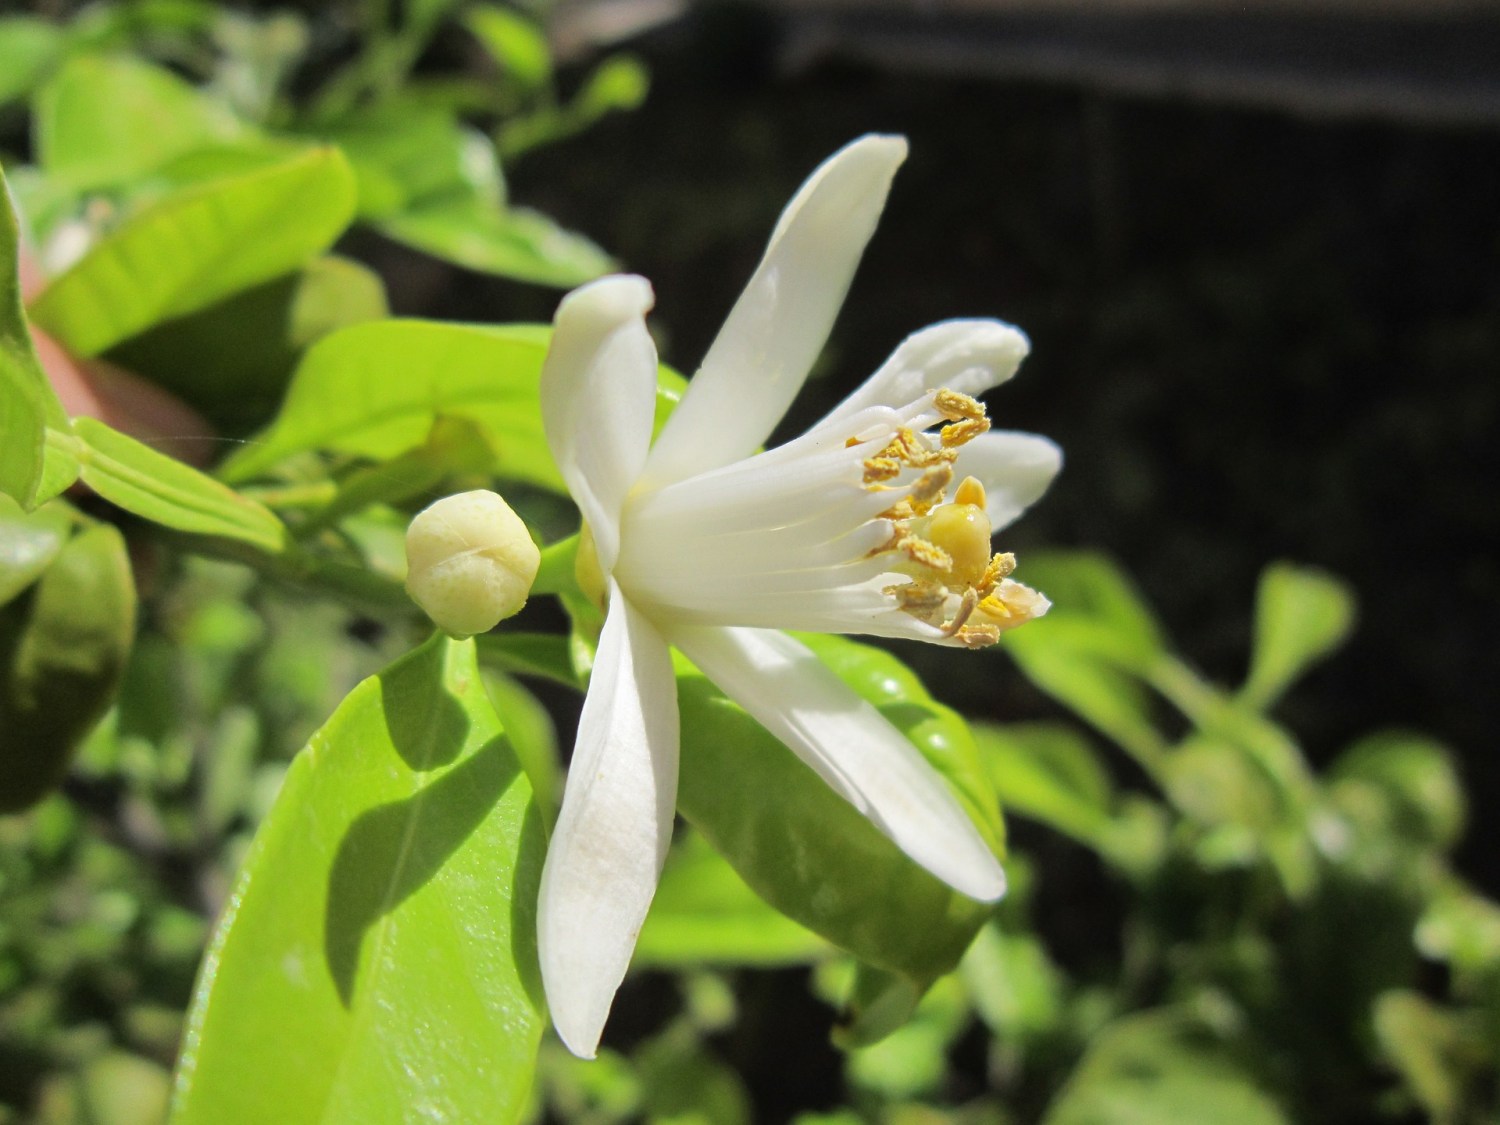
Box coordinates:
[977,551,1016,595]
[954,476,987,508]
[940,416,991,448]
[862,456,902,483]
[934,389,985,421]
[954,622,1003,649]
[909,465,952,506]
[898,535,952,572]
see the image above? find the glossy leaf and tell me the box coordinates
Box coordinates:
[972,721,1114,844]
[0,522,135,812]
[377,200,613,287]
[482,668,562,828]
[0,494,72,606]
[1241,562,1356,710]
[1044,1010,1291,1125]
[173,635,546,1125]
[674,634,1001,985]
[221,320,684,488]
[28,147,357,357]
[1,166,76,507]
[107,255,388,434]
[35,54,250,192]
[73,418,287,553]
[635,831,828,968]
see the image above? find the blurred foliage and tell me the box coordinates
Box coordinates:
[0,1,1496,1123]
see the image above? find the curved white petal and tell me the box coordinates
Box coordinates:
[668,624,1006,901]
[540,275,659,572]
[640,135,908,490]
[952,430,1063,532]
[537,584,679,1058]
[811,319,1031,437]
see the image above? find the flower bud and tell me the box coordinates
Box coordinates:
[405,490,540,637]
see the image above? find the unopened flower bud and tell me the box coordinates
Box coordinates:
[405,490,540,637]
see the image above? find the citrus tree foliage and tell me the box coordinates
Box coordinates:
[1,5,1495,1125]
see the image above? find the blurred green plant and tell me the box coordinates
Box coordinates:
[0,4,1495,1124]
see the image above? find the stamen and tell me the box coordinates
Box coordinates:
[897,535,952,572]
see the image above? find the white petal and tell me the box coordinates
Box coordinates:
[811,319,1031,436]
[540,275,659,572]
[640,135,908,490]
[952,430,1063,532]
[668,624,1006,901]
[537,585,679,1058]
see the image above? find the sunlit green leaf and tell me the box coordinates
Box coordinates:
[73,418,287,553]
[0,16,65,106]
[465,6,552,92]
[636,831,828,968]
[377,200,613,287]
[1044,1010,1291,1125]
[28,147,357,357]
[173,634,546,1124]
[221,320,684,488]
[35,54,250,192]
[1014,552,1166,666]
[1001,632,1166,771]
[573,54,649,120]
[1241,562,1356,710]
[972,721,1114,844]
[675,635,999,986]
[0,522,135,812]
[1,165,77,507]
[317,104,503,219]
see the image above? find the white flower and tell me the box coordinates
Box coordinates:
[536,134,1061,1058]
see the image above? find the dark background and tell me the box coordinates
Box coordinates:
[404,5,1500,893]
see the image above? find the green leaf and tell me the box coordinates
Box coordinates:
[377,200,613,287]
[0,494,72,606]
[961,920,1067,1040]
[1241,562,1356,709]
[971,721,1114,844]
[0,522,135,812]
[1372,990,1466,1124]
[1416,881,1500,973]
[318,105,503,219]
[482,668,562,829]
[221,320,684,488]
[28,147,357,357]
[173,635,546,1125]
[0,16,65,107]
[1002,632,1167,770]
[1331,730,1465,849]
[106,255,388,434]
[1044,1010,1291,1125]
[464,6,553,92]
[1,165,77,508]
[675,635,999,986]
[573,54,649,121]
[1015,552,1166,666]
[846,974,970,1098]
[73,417,287,553]
[35,54,251,192]
[635,831,828,968]
[476,631,577,688]
[635,1026,752,1125]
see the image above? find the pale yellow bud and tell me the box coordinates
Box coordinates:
[405,490,540,637]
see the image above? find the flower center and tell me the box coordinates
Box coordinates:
[861,390,1047,648]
